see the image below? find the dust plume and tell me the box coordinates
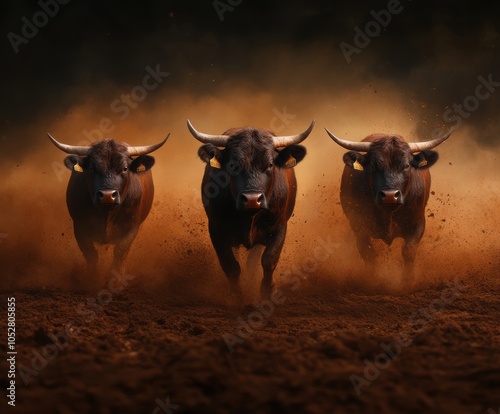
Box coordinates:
[0,78,498,299]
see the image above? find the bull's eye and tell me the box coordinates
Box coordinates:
[229,162,234,169]
[123,166,128,173]
[403,163,410,171]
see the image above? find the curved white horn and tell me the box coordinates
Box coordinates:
[324,128,372,152]
[187,120,230,147]
[272,120,315,148]
[47,133,91,156]
[408,128,456,152]
[126,134,170,156]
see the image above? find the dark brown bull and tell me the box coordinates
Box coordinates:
[49,134,168,276]
[325,128,454,279]
[188,119,314,298]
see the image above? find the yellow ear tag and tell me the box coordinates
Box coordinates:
[353,160,364,171]
[136,163,146,172]
[418,159,428,167]
[284,155,297,168]
[209,156,221,169]
[73,163,83,173]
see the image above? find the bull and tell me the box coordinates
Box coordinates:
[325,128,454,279]
[48,134,169,276]
[187,119,314,298]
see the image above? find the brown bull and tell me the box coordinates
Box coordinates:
[188,119,314,298]
[325,128,454,279]
[49,134,168,276]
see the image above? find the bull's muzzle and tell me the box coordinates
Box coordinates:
[379,189,404,205]
[97,189,120,205]
[237,191,267,211]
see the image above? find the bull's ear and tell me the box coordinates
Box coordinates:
[198,144,222,168]
[130,155,155,173]
[275,145,306,169]
[411,150,439,169]
[343,151,365,171]
[64,155,84,172]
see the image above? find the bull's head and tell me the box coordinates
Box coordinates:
[325,128,454,208]
[188,120,314,213]
[48,134,169,207]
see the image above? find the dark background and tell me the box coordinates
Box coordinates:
[1,0,499,161]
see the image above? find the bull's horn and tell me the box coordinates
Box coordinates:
[126,133,170,156]
[408,128,456,152]
[324,128,372,152]
[47,133,91,156]
[272,120,315,148]
[187,119,230,147]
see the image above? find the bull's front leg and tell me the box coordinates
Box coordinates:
[111,228,139,276]
[74,224,98,276]
[354,231,376,277]
[402,221,425,281]
[209,225,242,295]
[261,224,287,299]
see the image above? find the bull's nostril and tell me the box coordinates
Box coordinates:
[257,194,264,204]
[98,190,104,199]
[111,191,118,200]
[394,190,401,198]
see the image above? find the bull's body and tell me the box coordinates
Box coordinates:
[189,121,314,297]
[201,150,297,296]
[326,129,453,279]
[49,135,167,276]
